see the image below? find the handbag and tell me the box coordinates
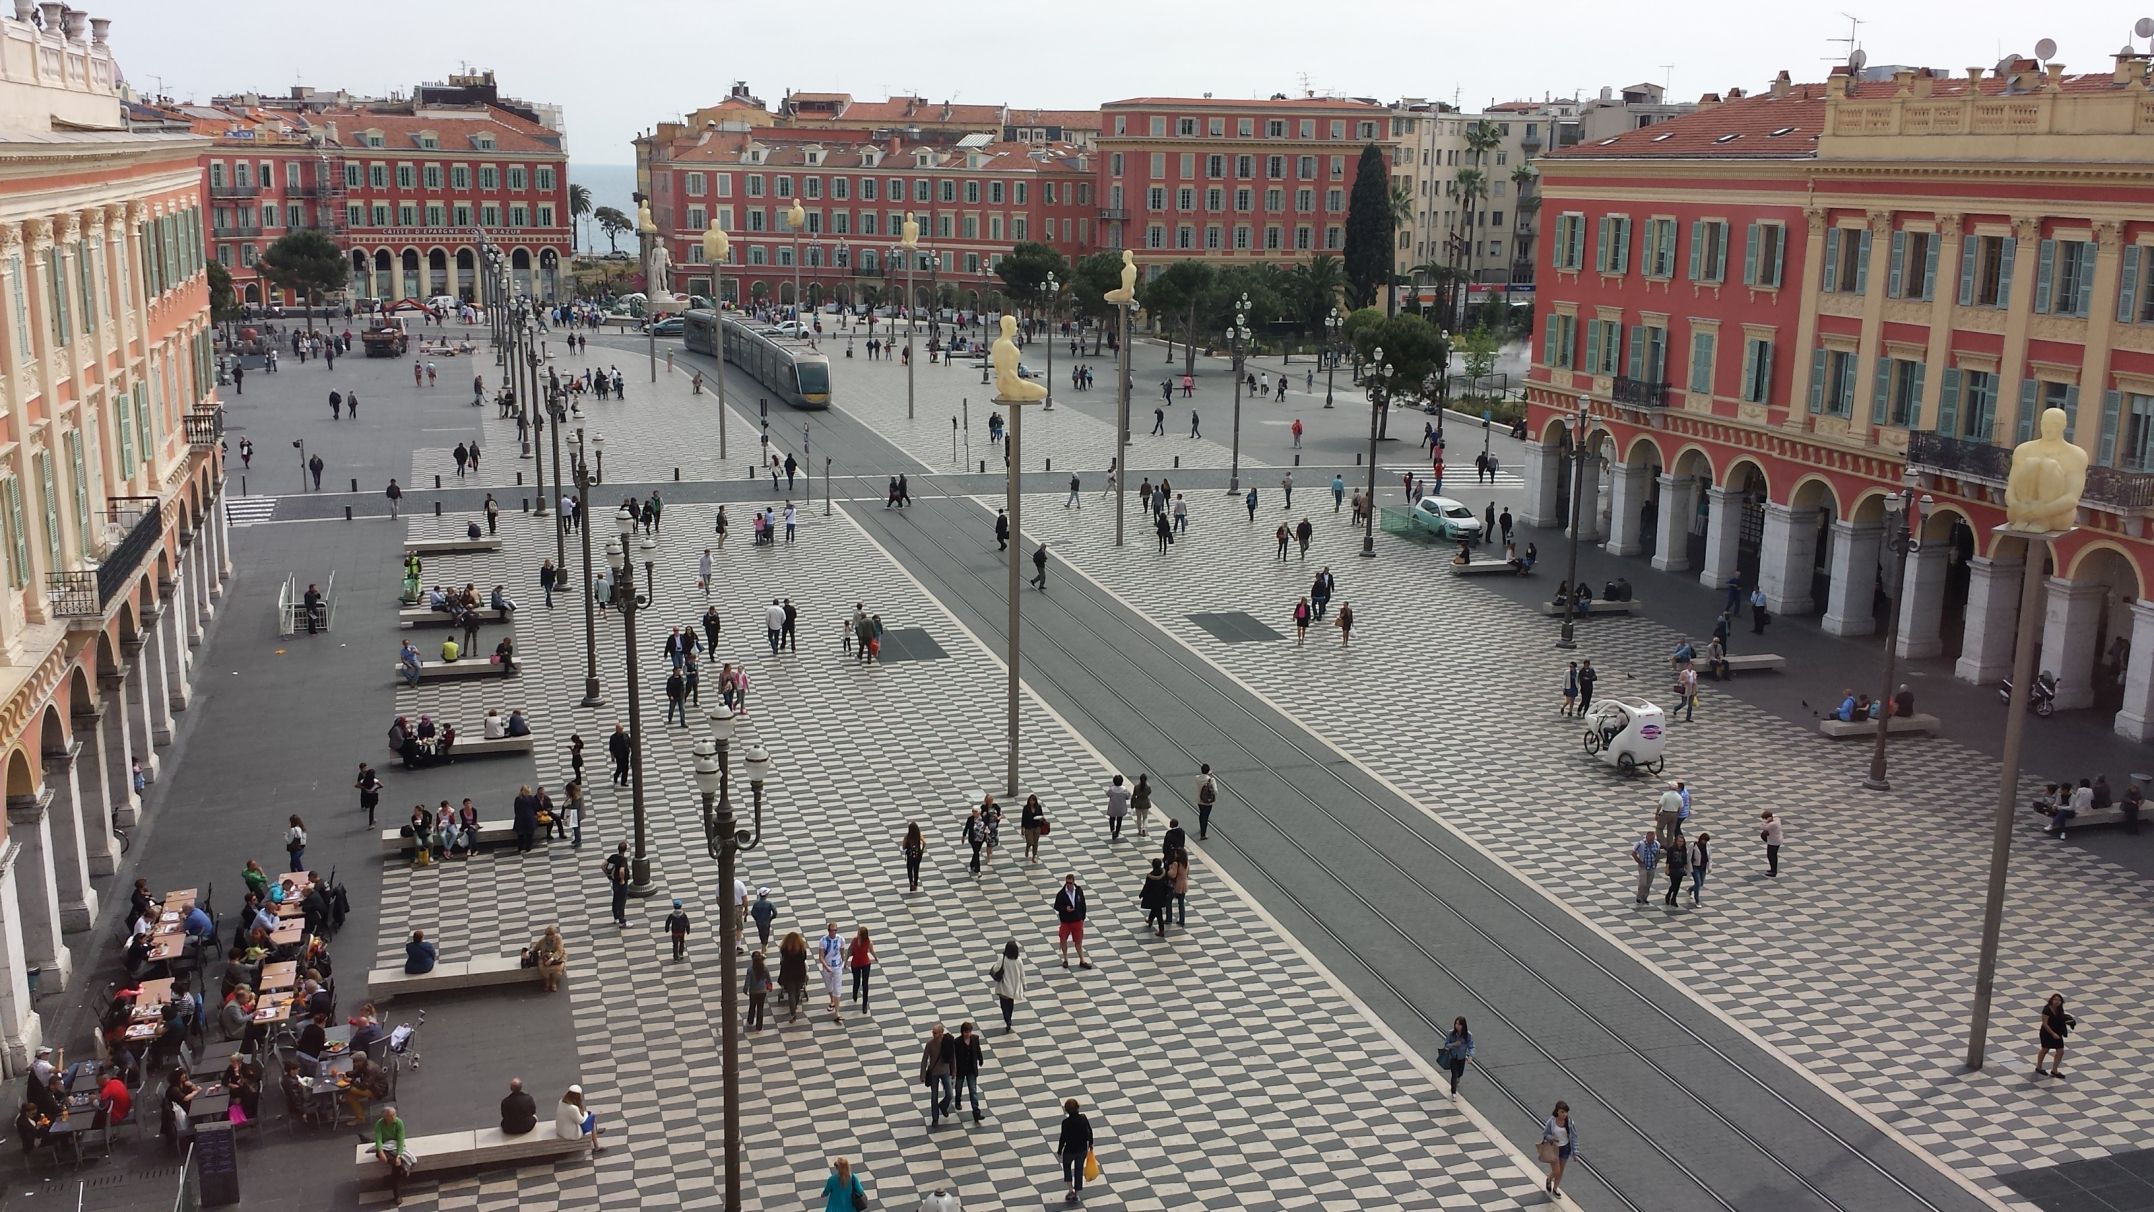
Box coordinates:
[1536,1140,1560,1163]
[1038,819,1051,836]
[989,965,1004,984]
[1084,1147,1101,1181]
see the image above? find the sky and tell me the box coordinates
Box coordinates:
[92,0,2144,169]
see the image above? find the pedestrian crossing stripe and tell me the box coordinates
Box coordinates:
[225,496,277,527]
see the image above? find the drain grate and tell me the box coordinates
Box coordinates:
[1188,611,1283,644]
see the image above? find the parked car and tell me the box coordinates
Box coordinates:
[649,316,684,337]
[1408,495,1483,541]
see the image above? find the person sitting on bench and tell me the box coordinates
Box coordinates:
[483,709,508,740]
[440,636,462,663]
[403,930,438,975]
[505,709,531,737]
[490,585,517,615]
[493,637,518,674]
[1891,684,1916,718]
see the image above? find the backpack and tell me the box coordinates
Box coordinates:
[1198,779,1216,806]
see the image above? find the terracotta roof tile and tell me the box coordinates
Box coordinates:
[1551,86,1830,159]
[1103,96,1386,111]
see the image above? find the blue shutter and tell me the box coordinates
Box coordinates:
[1687,220,1703,281]
[1997,237,2017,305]
[1907,362,1926,429]
[1628,326,1646,379]
[1887,231,1907,299]
[2033,238,2056,314]
[1541,314,1558,366]
[2074,247,2096,317]
[1957,237,1978,305]
[1607,324,1623,374]
[1739,339,1758,401]
[1743,222,1759,286]
[1853,230,1871,294]
[2016,379,2038,443]
[1690,332,1713,393]
[1974,377,1999,438]
[1772,225,1786,287]
[1584,320,1601,375]
[1822,229,1841,292]
[1569,216,1585,269]
[2119,246,2142,324]
[2063,385,2080,443]
[1595,216,1610,273]
[1938,368,1961,437]
[2100,390,2124,466]
[1920,233,1940,301]
[1872,356,1892,423]
[1808,348,1827,413]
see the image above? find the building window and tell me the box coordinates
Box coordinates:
[451,165,470,189]
[423,164,442,190]
[425,204,445,226]
[1739,337,1774,403]
[33,450,58,570]
[1233,225,1251,250]
[6,254,25,367]
[1957,234,2013,308]
[1628,325,1668,384]
[1234,188,1252,212]
[2037,238,2094,317]
[1822,228,1869,294]
[47,250,69,346]
[1294,225,1312,251]
[1809,348,1856,416]
[1891,230,1937,300]
[1149,117,1167,136]
[1542,312,1578,370]
[396,164,414,189]
[1687,329,1715,393]
[1265,225,1282,251]
[1743,221,1786,288]
[914,180,931,203]
[2116,392,2154,470]
[1206,188,1223,211]
[1265,188,1283,212]
[480,166,498,190]
[1294,188,1313,212]
[1176,117,1197,136]
[1147,225,1164,249]
[537,205,554,227]
[1325,188,1343,211]
[1873,356,1924,427]
[369,164,389,189]
[1553,213,1585,271]
[453,204,472,226]
[0,476,23,587]
[1176,188,1194,211]
[535,167,555,191]
[963,181,979,204]
[1595,215,1631,275]
[774,176,794,198]
[1936,368,1999,440]
[1148,187,1166,211]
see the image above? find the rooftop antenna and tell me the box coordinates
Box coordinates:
[1298,71,1313,98]
[1658,64,1675,92]
[1825,12,1864,65]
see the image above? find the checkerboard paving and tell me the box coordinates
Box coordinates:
[1020,491,2154,1210]
[369,504,1545,1210]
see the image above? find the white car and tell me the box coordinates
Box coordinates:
[425,295,460,311]
[1409,495,1483,541]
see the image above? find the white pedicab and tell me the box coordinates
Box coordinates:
[1581,696,1667,776]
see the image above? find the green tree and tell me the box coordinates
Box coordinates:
[569,183,593,251]
[593,206,632,255]
[1138,259,1215,377]
[1459,326,1500,392]
[205,260,240,333]
[1342,144,1394,310]
[1289,254,1347,334]
[1348,309,1447,439]
[1066,251,1126,353]
[257,229,346,332]
[994,241,1069,311]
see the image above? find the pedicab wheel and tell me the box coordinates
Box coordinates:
[1644,757,1665,776]
[1583,730,1603,756]
[2036,699,2054,718]
[1617,752,1637,775]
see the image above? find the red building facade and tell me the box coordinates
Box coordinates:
[1522,62,2154,738]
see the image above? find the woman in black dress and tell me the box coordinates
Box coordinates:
[2036,993,2076,1077]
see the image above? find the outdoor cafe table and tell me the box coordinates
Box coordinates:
[257,962,296,992]
[145,932,188,964]
[252,992,294,1024]
[134,977,175,1006]
[268,921,303,947]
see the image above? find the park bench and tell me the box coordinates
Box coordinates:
[393,659,517,685]
[385,734,533,761]
[1817,713,1939,738]
[379,819,518,854]
[1451,560,1534,577]
[399,606,508,629]
[350,1121,593,1175]
[1720,654,1787,674]
[406,537,503,556]
[365,953,544,1001]
[1538,599,1640,617]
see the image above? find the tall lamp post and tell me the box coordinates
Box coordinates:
[1863,477,1929,790]
[544,372,567,571]
[692,707,772,1212]
[1227,293,1251,493]
[1322,307,1342,408]
[703,226,731,462]
[572,430,604,706]
[1113,298,1134,547]
[608,507,659,892]
[1359,348,1387,557]
[1556,399,1591,649]
[1041,271,1058,411]
[786,200,806,323]
[900,213,919,420]
[637,202,661,382]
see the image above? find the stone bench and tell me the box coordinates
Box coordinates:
[351,1121,592,1174]
[366,953,544,1001]
[406,537,503,556]
[393,659,518,684]
[379,819,518,854]
[1451,560,1534,577]
[1538,599,1640,617]
[387,734,533,760]
[399,607,508,629]
[1818,713,1939,738]
[1720,653,1787,674]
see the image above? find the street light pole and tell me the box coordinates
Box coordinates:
[1005,393,1023,798]
[693,709,771,1212]
[1115,298,1132,547]
[1557,400,1590,649]
[1323,307,1340,408]
[703,227,731,463]
[1360,351,1387,558]
[901,213,919,421]
[787,200,806,327]
[574,431,604,707]
[611,508,658,892]
[1042,271,1058,412]
[1863,478,1928,790]
[546,379,567,572]
[1228,293,1250,494]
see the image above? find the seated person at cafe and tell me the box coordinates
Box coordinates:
[161,1067,199,1144]
[440,635,462,663]
[124,930,152,973]
[219,988,257,1040]
[13,1098,50,1154]
[346,1002,385,1055]
[301,879,334,936]
[293,1010,330,1074]
[302,970,334,1018]
[500,1076,539,1134]
[245,893,277,940]
[505,708,531,737]
[483,708,507,739]
[269,876,299,906]
[343,1053,391,1119]
[241,859,270,901]
[95,1064,132,1130]
[404,930,438,974]
[128,878,155,924]
[218,1051,263,1121]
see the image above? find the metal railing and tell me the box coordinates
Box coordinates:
[1612,376,1669,409]
[1097,207,1128,221]
[183,409,221,449]
[46,499,161,619]
[45,569,96,617]
[1905,430,2011,482]
[208,183,261,199]
[2085,464,2154,511]
[216,223,263,238]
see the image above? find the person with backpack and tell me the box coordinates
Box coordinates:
[663,899,691,961]
[1194,763,1218,841]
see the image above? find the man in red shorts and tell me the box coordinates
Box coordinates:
[1054,873,1092,970]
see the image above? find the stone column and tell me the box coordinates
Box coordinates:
[1955,557,2025,685]
[1697,487,1743,591]
[129,628,173,752]
[0,846,43,1076]
[1651,475,1698,574]
[98,675,139,828]
[1820,522,1885,637]
[159,579,193,707]
[1894,544,1950,658]
[2113,600,2154,741]
[5,792,72,996]
[1518,440,1563,528]
[180,544,206,644]
[1757,504,1822,616]
[40,747,94,931]
[73,711,118,876]
[1603,463,1650,557]
[209,487,233,584]
[2041,578,2108,711]
[1568,455,1603,541]
[187,538,214,627]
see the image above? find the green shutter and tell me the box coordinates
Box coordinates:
[1822,229,1840,293]
[64,431,86,543]
[1807,348,1827,413]
[1957,237,1978,305]
[1853,230,1871,294]
[0,478,22,587]
[1996,236,2016,305]
[2074,246,2095,317]
[1568,216,1584,269]
[115,381,134,467]
[1887,231,1906,299]
[1907,362,1926,427]
[1938,368,1961,436]
[2016,379,2038,443]
[1872,356,1892,424]
[1595,216,1609,272]
[1743,222,1760,286]
[1690,331,1713,393]
[1687,220,1703,281]
[2119,246,2142,324]
[1615,219,1630,274]
[2033,238,2056,313]
[2062,385,2080,443]
[1920,233,1940,301]
[2100,390,2124,466]
[1627,326,1646,380]
[1772,225,1786,287]
[1584,320,1601,375]
[1542,315,1557,365]
[77,244,93,333]
[1739,340,1758,401]
[34,451,58,569]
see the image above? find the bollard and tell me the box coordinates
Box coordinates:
[517,472,524,486]
[433,501,442,516]
[674,467,681,482]
[1173,456,1180,468]
[1294,454,1300,466]
[980,459,986,473]
[1045,457,1052,471]
[434,475,442,489]
[1356,452,1363,465]
[747,464,755,480]
[350,478,358,493]
[344,505,352,521]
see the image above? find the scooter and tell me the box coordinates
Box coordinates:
[1998,670,2058,717]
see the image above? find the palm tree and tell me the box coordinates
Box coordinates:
[569,183,593,252]
[1290,254,1347,333]
[1453,167,1487,324]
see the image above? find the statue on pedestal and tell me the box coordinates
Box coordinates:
[1104,249,1137,305]
[2004,406,2087,533]
[992,314,1047,404]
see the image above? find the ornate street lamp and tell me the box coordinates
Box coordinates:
[1864,479,1931,790]
[1323,306,1342,409]
[693,706,772,1212]
[609,506,659,891]
[1557,399,1592,648]
[702,225,732,461]
[1360,353,1388,558]
[1041,270,1059,412]
[1228,293,1251,493]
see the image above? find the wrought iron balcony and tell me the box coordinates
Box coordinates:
[1905,430,2011,483]
[1612,376,1669,409]
[209,182,262,199]
[1097,207,1128,222]
[2085,464,2154,511]
[183,409,221,449]
[293,180,344,198]
[47,496,162,619]
[215,223,263,239]
[45,570,95,617]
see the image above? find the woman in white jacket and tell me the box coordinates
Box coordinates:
[991,940,1027,1034]
[556,1085,603,1152]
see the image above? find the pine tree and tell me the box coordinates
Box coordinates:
[1342,144,1393,310]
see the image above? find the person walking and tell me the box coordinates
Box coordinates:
[963,805,987,876]
[848,927,876,1015]
[1154,510,1173,552]
[284,815,308,872]
[384,480,403,517]
[2036,993,2076,1077]
[820,1158,870,1212]
[540,559,558,608]
[1129,773,1153,838]
[604,842,632,926]
[818,922,847,1025]
[995,508,1009,551]
[1247,487,1260,523]
[1675,662,1698,723]
[664,668,687,726]
[1655,782,1685,846]
[1439,1017,1474,1096]
[1294,517,1313,559]
[744,950,772,1032]
[1577,659,1597,714]
[1759,810,1783,877]
[1054,874,1091,969]
[990,941,1027,1033]
[777,932,809,1022]
[1140,859,1173,937]
[1628,832,1661,905]
[901,822,926,893]
[1194,763,1218,841]
[1561,660,1580,716]
[697,548,712,596]
[484,494,500,536]
[1065,473,1080,510]
[1275,523,1290,561]
[354,763,382,829]
[947,1021,987,1124]
[664,899,691,961]
[1164,848,1190,927]
[765,598,786,655]
[1750,586,1771,635]
[1336,601,1354,645]
[1104,775,1131,842]
[1030,543,1048,591]
[1021,794,1047,862]
[1687,832,1710,906]
[1056,1098,1096,1204]
[1539,1101,1576,1198]
[1662,833,1690,907]
[608,724,632,786]
[1281,472,1294,509]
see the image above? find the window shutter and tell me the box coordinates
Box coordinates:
[1921,234,1941,301]
[1627,326,1645,380]
[1690,332,1712,393]
[1822,229,1839,293]
[1541,314,1558,366]
[2100,390,2124,466]
[2119,246,2142,324]
[1908,362,1927,428]
[1807,347,1827,413]
[1938,368,1961,436]
[1957,237,1978,305]
[2075,250,2095,317]
[1887,231,1906,299]
[1853,230,1871,294]
[1687,220,1703,281]
[1997,237,2016,305]
[1772,226,1786,286]
[1584,320,1601,375]
[1872,356,1892,424]
[114,383,133,467]
[1758,342,1774,399]
[2032,238,2056,314]
[1595,216,1610,273]
[1740,340,1758,401]
[1615,220,1630,274]
[2062,385,2080,443]
[1568,217,1584,269]
[1743,222,1759,286]
[2015,379,2038,442]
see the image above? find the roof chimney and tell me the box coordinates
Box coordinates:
[1770,70,1791,99]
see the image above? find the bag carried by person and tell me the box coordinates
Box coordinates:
[1038,818,1051,836]
[1536,1140,1560,1163]
[1084,1147,1101,1182]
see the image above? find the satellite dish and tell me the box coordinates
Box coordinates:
[2136,16,2154,40]
[1997,54,2020,76]
[1850,48,1868,71]
[2035,36,2058,61]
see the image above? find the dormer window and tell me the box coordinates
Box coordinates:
[364,130,385,148]
[915,150,932,167]
[474,134,496,150]
[417,132,438,150]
